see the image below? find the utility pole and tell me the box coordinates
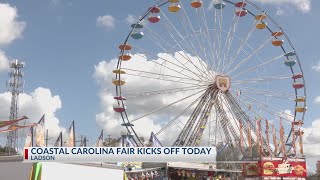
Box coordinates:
[6,59,24,155]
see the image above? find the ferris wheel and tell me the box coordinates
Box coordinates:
[112,0,306,162]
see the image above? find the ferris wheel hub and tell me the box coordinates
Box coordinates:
[214,75,231,92]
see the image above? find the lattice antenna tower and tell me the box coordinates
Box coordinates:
[6,59,24,155]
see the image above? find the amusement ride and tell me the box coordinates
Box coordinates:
[113,0,307,177]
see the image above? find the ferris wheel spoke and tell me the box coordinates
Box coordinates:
[215,8,224,74]
[221,93,250,151]
[156,91,206,136]
[236,93,296,123]
[142,26,172,51]
[231,94,285,139]
[215,119,232,161]
[218,94,241,144]
[130,89,206,123]
[198,6,216,74]
[196,5,220,78]
[229,89,294,101]
[215,114,228,142]
[138,33,204,82]
[232,74,292,84]
[224,11,269,74]
[225,93,282,156]
[123,68,203,83]
[223,19,259,74]
[142,28,211,82]
[173,22,208,73]
[177,3,213,76]
[224,92,257,134]
[227,36,274,75]
[231,53,285,79]
[159,11,213,79]
[227,92,275,131]
[131,46,207,81]
[219,94,246,146]
[197,27,212,77]
[223,99,259,155]
[211,10,219,71]
[172,31,213,81]
[123,85,207,98]
[221,12,241,73]
[214,95,233,143]
[215,116,224,145]
[196,8,210,75]
[172,90,218,146]
[139,34,205,79]
[124,73,206,86]
[230,85,296,98]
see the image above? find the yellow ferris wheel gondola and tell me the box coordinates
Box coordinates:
[112,79,125,86]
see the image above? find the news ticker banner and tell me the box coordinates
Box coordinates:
[24,147,216,162]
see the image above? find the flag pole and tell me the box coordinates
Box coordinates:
[45,129,48,147]
[31,126,34,147]
[72,120,75,147]
[102,129,104,143]
[60,132,63,147]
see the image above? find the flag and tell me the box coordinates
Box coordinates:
[54,132,63,147]
[35,115,45,147]
[25,127,33,148]
[272,124,277,156]
[299,132,304,155]
[239,123,244,154]
[0,116,28,128]
[150,132,163,147]
[256,119,262,156]
[292,123,296,155]
[0,123,37,133]
[125,136,135,147]
[279,118,286,157]
[265,120,271,156]
[65,121,75,147]
[248,125,252,157]
[95,130,104,147]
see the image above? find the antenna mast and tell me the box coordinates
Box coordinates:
[6,59,24,155]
